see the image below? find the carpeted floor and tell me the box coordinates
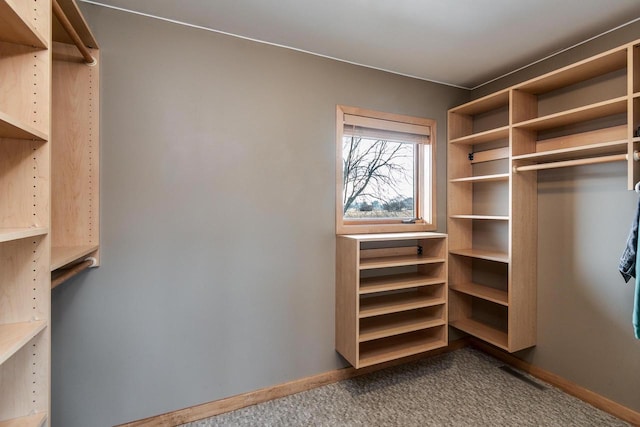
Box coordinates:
[181,347,629,426]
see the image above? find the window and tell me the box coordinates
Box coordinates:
[336,105,436,234]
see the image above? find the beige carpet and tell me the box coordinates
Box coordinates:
[181,347,629,426]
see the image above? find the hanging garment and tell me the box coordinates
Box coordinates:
[620,196,640,339]
[634,258,640,339]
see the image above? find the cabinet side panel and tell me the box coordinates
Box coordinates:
[335,236,358,367]
[51,43,99,254]
[509,168,537,351]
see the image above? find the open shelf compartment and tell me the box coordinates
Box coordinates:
[358,326,447,368]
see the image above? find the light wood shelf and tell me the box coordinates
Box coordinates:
[449,126,509,146]
[0,111,48,141]
[0,0,48,48]
[450,282,508,306]
[449,90,510,115]
[449,318,508,351]
[359,274,444,295]
[449,173,509,183]
[512,96,627,131]
[359,254,444,270]
[515,47,627,94]
[449,215,509,221]
[512,140,627,164]
[0,321,46,366]
[359,312,445,342]
[449,248,509,263]
[0,413,47,427]
[358,328,446,368]
[51,244,99,271]
[0,227,48,244]
[359,290,445,318]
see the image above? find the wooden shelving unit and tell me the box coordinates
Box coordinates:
[336,232,447,368]
[0,0,51,423]
[50,0,100,286]
[448,87,534,352]
[0,0,99,424]
[447,39,640,352]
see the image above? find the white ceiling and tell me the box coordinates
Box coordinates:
[82,0,640,89]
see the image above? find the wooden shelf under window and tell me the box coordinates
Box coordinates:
[450,282,508,306]
[360,255,444,270]
[0,413,47,427]
[449,248,509,263]
[449,215,509,221]
[358,328,446,368]
[0,321,46,366]
[359,312,445,342]
[0,0,48,48]
[359,274,444,295]
[359,291,444,318]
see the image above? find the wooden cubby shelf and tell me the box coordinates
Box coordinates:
[450,283,508,306]
[0,227,48,244]
[359,310,445,342]
[360,254,444,270]
[336,233,448,369]
[359,274,444,295]
[359,289,445,318]
[0,1,48,48]
[449,318,508,351]
[0,321,46,366]
[449,126,509,145]
[0,413,47,427]
[513,96,627,131]
[514,47,627,94]
[0,111,48,141]
[358,327,446,368]
[512,140,627,164]
[449,248,509,263]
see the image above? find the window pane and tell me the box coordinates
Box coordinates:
[342,135,415,219]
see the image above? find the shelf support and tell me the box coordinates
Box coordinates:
[52,0,97,65]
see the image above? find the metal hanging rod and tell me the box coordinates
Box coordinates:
[52,0,97,66]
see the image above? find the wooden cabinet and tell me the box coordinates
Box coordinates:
[447,39,640,353]
[0,0,51,423]
[0,0,98,424]
[51,0,100,287]
[336,232,448,368]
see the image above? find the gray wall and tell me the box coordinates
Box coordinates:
[51,4,467,426]
[472,23,640,413]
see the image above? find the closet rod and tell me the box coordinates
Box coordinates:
[52,0,97,65]
[51,258,95,289]
[513,153,626,173]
